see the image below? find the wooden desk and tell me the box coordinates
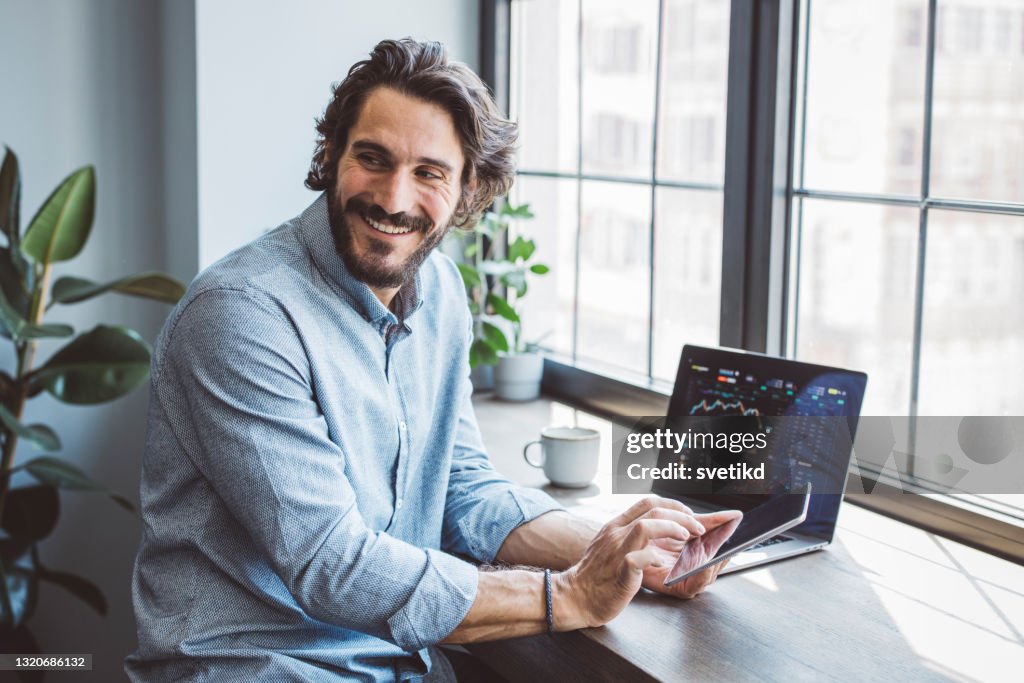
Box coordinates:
[467,396,1024,683]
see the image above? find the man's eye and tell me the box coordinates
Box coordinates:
[417,169,443,181]
[359,155,385,167]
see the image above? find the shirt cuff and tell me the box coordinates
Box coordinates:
[386,548,478,653]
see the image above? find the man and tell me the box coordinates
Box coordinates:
[126,39,740,682]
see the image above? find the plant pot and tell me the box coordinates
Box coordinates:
[470,363,494,393]
[493,352,544,401]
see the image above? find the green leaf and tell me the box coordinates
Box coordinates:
[16,456,101,490]
[21,165,95,264]
[14,456,136,512]
[530,263,550,275]
[0,405,61,451]
[464,242,479,259]
[481,321,510,353]
[487,293,520,324]
[508,236,537,262]
[49,272,185,307]
[33,325,151,404]
[0,147,21,244]
[39,567,107,616]
[470,338,499,368]
[0,151,32,298]
[501,202,534,219]
[1,486,59,542]
[0,246,32,323]
[456,262,481,289]
[0,286,74,341]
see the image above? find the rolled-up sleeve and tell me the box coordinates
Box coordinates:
[156,287,477,652]
[441,358,563,562]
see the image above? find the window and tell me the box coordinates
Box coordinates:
[791,0,1024,422]
[901,6,924,48]
[509,0,731,382]
[791,0,1024,534]
[501,0,1023,541]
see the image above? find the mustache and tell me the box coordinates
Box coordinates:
[344,196,432,233]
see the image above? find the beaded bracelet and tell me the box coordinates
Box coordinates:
[544,568,554,635]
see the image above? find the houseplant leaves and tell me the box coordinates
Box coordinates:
[0,406,61,451]
[14,456,134,512]
[21,165,95,265]
[31,325,151,404]
[49,273,185,307]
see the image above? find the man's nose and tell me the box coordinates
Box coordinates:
[375,171,414,216]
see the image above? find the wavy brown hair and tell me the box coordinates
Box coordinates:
[305,38,518,228]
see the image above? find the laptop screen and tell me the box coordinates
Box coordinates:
[652,345,868,541]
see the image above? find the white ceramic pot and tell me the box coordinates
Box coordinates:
[470,363,494,393]
[493,352,544,401]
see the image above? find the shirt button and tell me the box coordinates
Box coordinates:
[399,421,407,431]
[396,499,404,509]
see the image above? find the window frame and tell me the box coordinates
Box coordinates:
[485,0,1023,563]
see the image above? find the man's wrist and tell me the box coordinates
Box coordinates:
[550,569,589,632]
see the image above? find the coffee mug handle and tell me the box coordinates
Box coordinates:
[523,440,545,468]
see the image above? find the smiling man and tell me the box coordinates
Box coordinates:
[126,39,738,682]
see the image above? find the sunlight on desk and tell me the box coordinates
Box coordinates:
[736,568,780,593]
[840,505,1024,682]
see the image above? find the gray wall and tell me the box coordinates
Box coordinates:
[0,0,478,679]
[1,1,168,679]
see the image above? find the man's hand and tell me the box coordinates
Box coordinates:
[552,496,713,630]
[639,509,744,599]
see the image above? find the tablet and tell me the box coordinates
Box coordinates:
[663,486,811,587]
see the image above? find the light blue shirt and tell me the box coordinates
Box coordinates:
[126,195,561,682]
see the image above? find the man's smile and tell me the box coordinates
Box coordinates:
[361,212,418,236]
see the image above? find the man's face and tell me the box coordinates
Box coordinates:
[328,86,466,292]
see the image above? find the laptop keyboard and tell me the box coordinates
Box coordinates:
[749,534,791,550]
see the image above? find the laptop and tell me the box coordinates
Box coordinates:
[651,344,868,574]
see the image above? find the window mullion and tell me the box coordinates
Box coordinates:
[721,0,797,354]
[647,0,667,380]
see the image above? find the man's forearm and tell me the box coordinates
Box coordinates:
[494,510,602,569]
[441,569,585,643]
[443,498,734,646]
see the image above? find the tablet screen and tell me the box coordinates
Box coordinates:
[664,489,810,586]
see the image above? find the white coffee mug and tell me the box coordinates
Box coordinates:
[523,426,600,488]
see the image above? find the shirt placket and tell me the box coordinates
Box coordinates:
[382,320,411,527]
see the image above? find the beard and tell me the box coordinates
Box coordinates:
[327,186,450,290]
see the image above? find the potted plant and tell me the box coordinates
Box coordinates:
[452,201,550,401]
[0,147,184,660]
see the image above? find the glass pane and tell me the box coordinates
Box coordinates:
[793,199,919,415]
[918,211,1024,415]
[511,0,579,173]
[580,0,659,179]
[576,181,651,373]
[800,0,928,196]
[656,0,731,185]
[511,176,579,359]
[930,1,1024,203]
[652,188,723,381]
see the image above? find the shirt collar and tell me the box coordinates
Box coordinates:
[298,193,424,328]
